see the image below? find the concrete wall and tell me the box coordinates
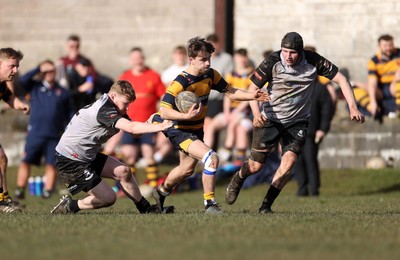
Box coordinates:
[0,0,215,79]
[235,0,400,83]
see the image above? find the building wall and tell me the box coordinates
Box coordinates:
[235,0,400,83]
[0,0,215,79]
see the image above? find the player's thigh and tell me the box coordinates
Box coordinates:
[178,150,199,173]
[187,139,213,161]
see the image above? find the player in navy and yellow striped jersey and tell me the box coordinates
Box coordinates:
[367,34,400,117]
[152,36,269,213]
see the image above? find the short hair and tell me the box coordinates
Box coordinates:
[109,80,136,102]
[67,34,80,42]
[39,59,55,66]
[206,33,219,43]
[0,48,24,61]
[378,34,393,43]
[263,50,273,59]
[235,48,248,56]
[174,45,187,54]
[130,47,143,53]
[187,36,215,58]
[304,45,317,52]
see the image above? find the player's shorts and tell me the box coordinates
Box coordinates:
[250,119,308,163]
[22,135,59,165]
[121,132,156,146]
[163,128,204,154]
[55,152,108,195]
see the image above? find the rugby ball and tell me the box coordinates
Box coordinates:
[175,91,200,113]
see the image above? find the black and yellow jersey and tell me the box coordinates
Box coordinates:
[368,48,400,88]
[153,68,229,130]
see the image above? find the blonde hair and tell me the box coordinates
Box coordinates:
[109,80,136,102]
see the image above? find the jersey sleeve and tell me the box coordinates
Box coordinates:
[211,69,229,93]
[97,99,125,128]
[305,50,339,80]
[250,51,279,88]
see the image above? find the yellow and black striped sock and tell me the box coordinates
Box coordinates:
[203,192,215,202]
[145,163,159,188]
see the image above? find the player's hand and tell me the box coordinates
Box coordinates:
[185,103,202,119]
[349,107,365,123]
[159,119,173,130]
[21,104,30,115]
[253,89,270,102]
[252,112,267,128]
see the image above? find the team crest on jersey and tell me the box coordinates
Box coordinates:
[297,130,304,138]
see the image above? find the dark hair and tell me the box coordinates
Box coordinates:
[378,34,393,43]
[187,36,215,58]
[0,48,24,61]
[77,57,92,67]
[235,48,248,56]
[263,50,273,59]
[67,34,80,42]
[130,47,143,53]
[304,45,317,52]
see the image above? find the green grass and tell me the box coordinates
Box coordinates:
[2,167,400,260]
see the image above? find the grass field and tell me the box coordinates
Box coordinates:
[1,167,400,260]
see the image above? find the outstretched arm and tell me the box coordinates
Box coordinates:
[115,117,173,135]
[332,72,365,123]
[224,85,269,102]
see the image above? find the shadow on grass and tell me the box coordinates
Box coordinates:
[357,183,400,195]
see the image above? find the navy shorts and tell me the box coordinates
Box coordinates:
[55,152,108,195]
[163,128,203,154]
[250,119,308,163]
[22,135,59,165]
[121,132,156,146]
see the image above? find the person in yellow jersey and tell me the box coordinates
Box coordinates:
[152,36,269,214]
[368,34,400,118]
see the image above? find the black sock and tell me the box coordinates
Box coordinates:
[0,187,3,193]
[135,196,151,213]
[261,185,281,209]
[68,199,80,213]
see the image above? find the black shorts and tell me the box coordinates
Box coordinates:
[250,119,308,163]
[55,152,108,195]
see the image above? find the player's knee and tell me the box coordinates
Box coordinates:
[202,150,219,175]
[118,165,132,181]
[103,192,117,207]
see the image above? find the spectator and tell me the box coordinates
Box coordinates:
[367,34,400,118]
[0,48,30,212]
[56,34,96,89]
[104,47,165,188]
[151,36,269,214]
[50,80,173,214]
[204,48,254,162]
[225,32,364,214]
[65,57,96,114]
[14,60,71,199]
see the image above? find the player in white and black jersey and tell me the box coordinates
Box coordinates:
[225,32,365,214]
[51,80,173,214]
